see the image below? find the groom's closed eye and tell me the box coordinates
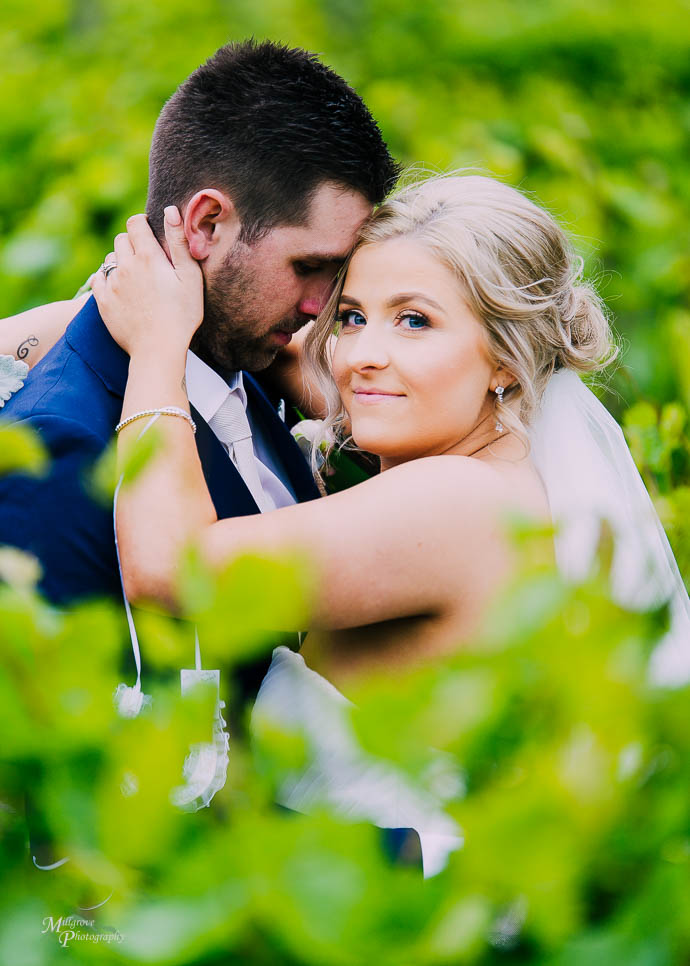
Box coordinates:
[293,261,324,277]
[292,255,346,278]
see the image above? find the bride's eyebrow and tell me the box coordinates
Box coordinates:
[386,292,445,312]
[338,293,445,312]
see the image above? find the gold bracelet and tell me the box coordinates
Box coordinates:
[115,407,197,435]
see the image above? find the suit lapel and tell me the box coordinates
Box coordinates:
[191,404,261,519]
[244,374,321,503]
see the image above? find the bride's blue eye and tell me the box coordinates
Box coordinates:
[399,311,429,330]
[338,309,367,328]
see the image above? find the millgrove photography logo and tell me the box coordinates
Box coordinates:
[42,914,124,948]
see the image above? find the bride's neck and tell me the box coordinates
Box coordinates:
[464,431,527,463]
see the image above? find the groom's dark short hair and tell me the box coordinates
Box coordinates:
[146,40,399,242]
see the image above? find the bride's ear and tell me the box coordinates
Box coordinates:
[490,365,518,393]
[182,189,242,261]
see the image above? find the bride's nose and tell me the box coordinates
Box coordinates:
[344,324,389,371]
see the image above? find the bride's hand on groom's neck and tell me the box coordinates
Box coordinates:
[91,207,203,361]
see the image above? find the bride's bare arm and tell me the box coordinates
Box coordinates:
[92,209,512,630]
[119,410,505,628]
[0,295,89,367]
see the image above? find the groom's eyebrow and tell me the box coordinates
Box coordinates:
[298,251,349,265]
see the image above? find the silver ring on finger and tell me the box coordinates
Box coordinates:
[101,261,118,279]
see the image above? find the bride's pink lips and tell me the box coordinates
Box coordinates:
[352,388,405,404]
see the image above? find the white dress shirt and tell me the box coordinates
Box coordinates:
[184,351,297,512]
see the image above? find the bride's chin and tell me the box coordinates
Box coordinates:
[350,430,410,464]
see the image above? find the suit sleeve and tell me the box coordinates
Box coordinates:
[0,413,120,604]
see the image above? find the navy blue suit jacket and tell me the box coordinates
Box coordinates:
[0,296,320,605]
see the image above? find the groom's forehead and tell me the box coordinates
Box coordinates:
[266,186,372,257]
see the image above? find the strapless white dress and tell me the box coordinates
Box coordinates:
[251,646,463,878]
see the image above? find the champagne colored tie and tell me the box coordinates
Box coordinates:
[208,391,272,512]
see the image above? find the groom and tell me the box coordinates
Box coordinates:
[0,40,398,605]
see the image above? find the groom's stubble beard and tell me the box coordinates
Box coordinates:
[190,243,303,374]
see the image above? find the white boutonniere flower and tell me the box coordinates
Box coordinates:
[0,546,42,591]
[0,355,29,408]
[290,418,333,470]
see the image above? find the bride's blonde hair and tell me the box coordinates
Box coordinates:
[304,173,617,460]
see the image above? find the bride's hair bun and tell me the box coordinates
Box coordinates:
[556,281,617,374]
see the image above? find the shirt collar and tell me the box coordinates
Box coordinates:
[184,351,246,423]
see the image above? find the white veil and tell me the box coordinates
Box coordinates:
[528,369,690,686]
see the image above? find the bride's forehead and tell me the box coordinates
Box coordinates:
[346,236,454,286]
[342,238,465,303]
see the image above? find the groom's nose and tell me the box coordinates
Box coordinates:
[298,273,340,319]
[297,296,324,318]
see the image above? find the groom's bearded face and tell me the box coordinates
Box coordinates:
[192,243,306,373]
[189,183,373,373]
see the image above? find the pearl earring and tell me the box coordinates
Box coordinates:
[494,386,504,432]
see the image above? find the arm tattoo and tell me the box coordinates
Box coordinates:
[16,335,39,360]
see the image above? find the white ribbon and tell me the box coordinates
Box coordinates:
[112,414,228,808]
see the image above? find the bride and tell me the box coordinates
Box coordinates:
[4,174,689,875]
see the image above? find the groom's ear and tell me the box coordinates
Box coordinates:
[182,189,242,261]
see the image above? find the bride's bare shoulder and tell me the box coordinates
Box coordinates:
[380,453,547,524]
[384,453,516,498]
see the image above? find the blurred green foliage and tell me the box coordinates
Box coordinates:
[2,422,690,963]
[2,2,690,962]
[2,0,690,408]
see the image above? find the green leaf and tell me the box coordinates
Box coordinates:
[0,423,48,476]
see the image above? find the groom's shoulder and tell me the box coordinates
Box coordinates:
[3,345,113,447]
